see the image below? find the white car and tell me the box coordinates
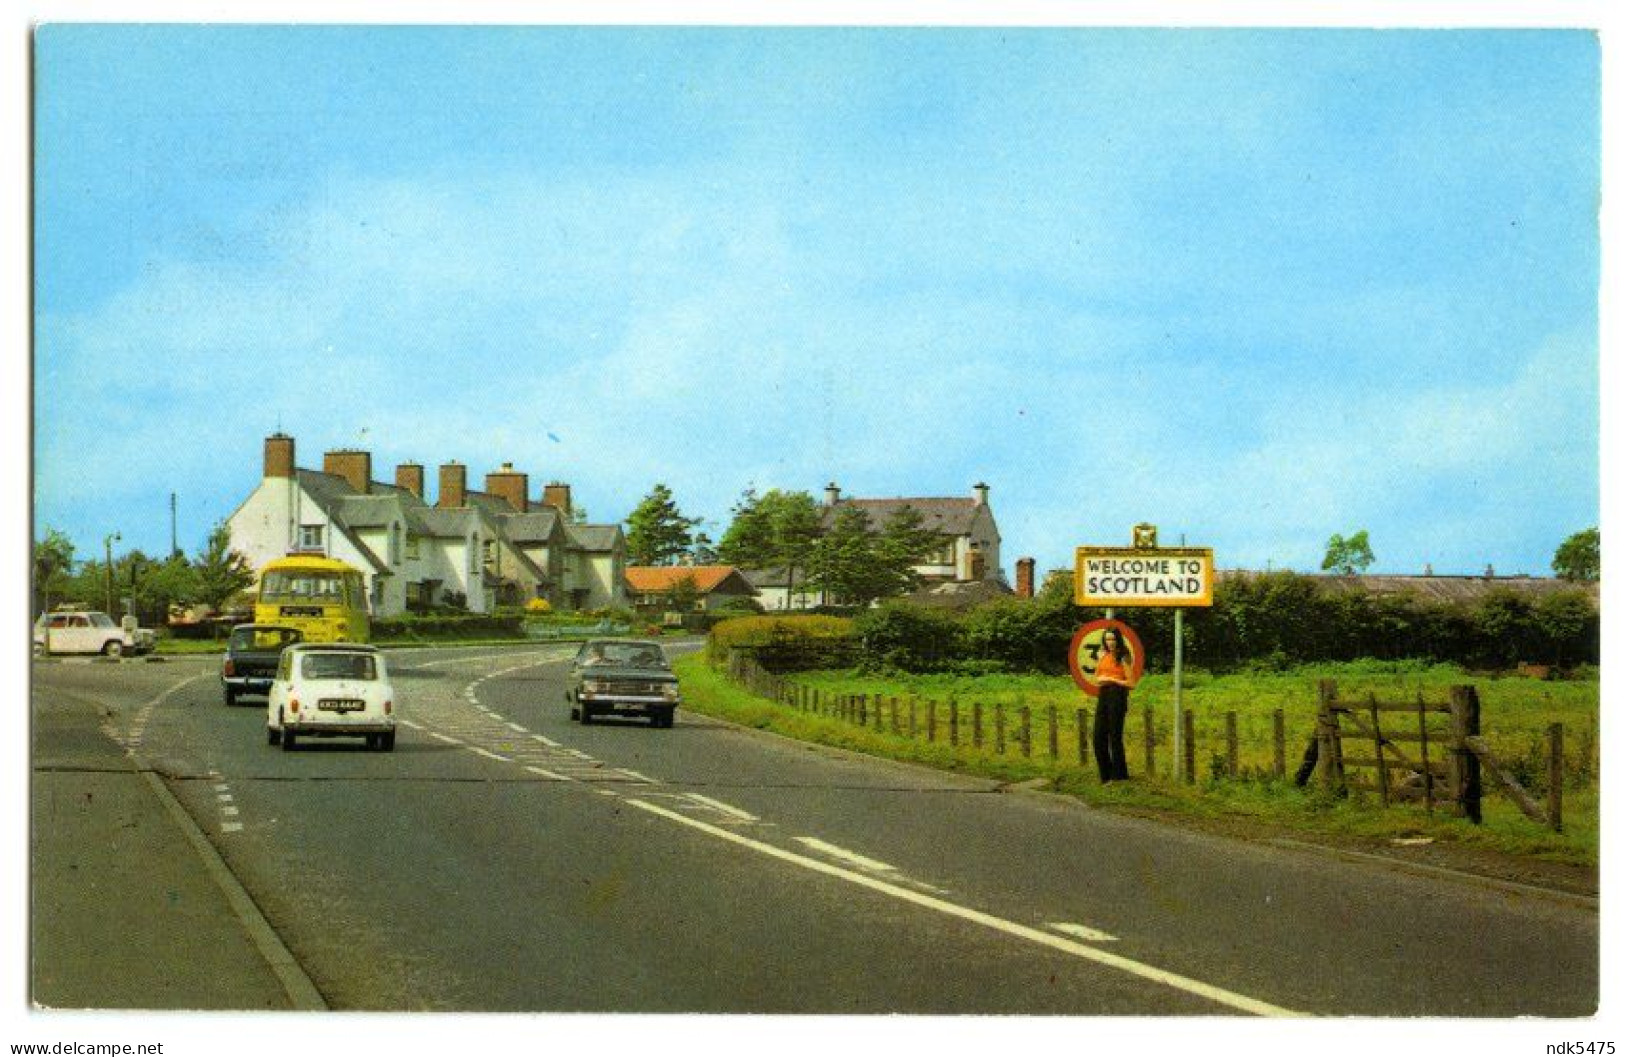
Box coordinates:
[34,610,156,657]
[267,643,397,752]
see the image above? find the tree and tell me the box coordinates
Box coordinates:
[1552,527,1599,582]
[717,488,823,603]
[136,554,200,625]
[690,532,720,566]
[872,505,939,597]
[1321,530,1375,575]
[193,522,256,612]
[625,484,701,566]
[33,528,76,614]
[803,503,939,607]
[664,573,702,612]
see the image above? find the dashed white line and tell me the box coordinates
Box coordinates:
[220,806,240,818]
[685,794,757,821]
[470,748,510,762]
[793,837,898,873]
[1048,922,1120,943]
[430,732,461,744]
[530,734,560,747]
[524,766,571,781]
[623,799,1298,1018]
[615,769,659,785]
[221,822,244,833]
[506,722,527,732]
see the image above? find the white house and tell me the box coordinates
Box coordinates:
[226,434,627,616]
[820,481,1005,583]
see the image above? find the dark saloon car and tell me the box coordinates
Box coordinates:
[222,624,304,706]
[566,639,680,728]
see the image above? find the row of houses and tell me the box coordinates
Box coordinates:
[227,434,627,614]
[226,434,1015,618]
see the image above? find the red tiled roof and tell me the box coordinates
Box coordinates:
[624,566,751,594]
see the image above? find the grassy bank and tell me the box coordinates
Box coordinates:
[673,655,1597,867]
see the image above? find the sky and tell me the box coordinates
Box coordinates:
[32,25,1601,579]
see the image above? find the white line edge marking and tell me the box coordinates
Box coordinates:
[1048,922,1120,943]
[615,769,658,784]
[507,722,527,732]
[624,799,1300,1018]
[471,748,510,762]
[525,766,571,781]
[530,734,560,746]
[399,719,423,729]
[430,732,461,744]
[685,793,758,821]
[794,836,897,872]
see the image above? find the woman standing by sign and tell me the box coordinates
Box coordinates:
[1093,627,1137,782]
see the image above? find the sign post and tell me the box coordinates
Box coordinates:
[1074,525,1214,781]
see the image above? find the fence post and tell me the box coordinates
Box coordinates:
[1019,705,1032,758]
[1417,692,1433,815]
[1143,705,1155,778]
[1272,709,1286,780]
[995,703,1006,755]
[948,698,960,747]
[1182,709,1195,784]
[908,698,918,739]
[889,697,899,735]
[1370,693,1390,807]
[972,702,984,748]
[1048,704,1060,760]
[1077,708,1089,767]
[1548,722,1564,834]
[1317,680,1340,791]
[1449,685,1482,824]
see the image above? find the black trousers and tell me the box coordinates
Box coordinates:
[1093,683,1130,781]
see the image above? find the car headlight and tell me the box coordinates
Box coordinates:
[662,684,680,701]
[582,680,612,695]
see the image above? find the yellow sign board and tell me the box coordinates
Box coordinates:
[1074,546,1215,608]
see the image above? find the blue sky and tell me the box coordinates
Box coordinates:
[33,26,1600,578]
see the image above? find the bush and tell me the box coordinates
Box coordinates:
[372,612,526,640]
[709,615,857,670]
[854,602,962,672]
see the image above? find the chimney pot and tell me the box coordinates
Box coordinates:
[438,462,468,509]
[1015,557,1036,599]
[485,465,529,514]
[972,482,990,507]
[825,482,841,507]
[543,482,573,517]
[323,449,372,495]
[395,463,425,499]
[263,433,295,479]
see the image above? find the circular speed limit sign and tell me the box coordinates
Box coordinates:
[1068,619,1145,698]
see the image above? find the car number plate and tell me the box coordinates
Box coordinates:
[318,699,365,712]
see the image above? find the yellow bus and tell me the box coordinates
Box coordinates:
[254,555,371,643]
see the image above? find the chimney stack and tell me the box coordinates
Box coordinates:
[825,481,841,507]
[486,462,530,513]
[323,449,372,495]
[543,481,572,516]
[972,481,990,507]
[264,433,295,479]
[1015,557,1036,599]
[395,463,425,499]
[438,462,467,509]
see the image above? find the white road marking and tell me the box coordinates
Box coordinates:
[221,822,243,833]
[221,806,240,817]
[1048,922,1120,943]
[524,766,571,781]
[685,794,757,821]
[507,722,527,732]
[399,719,423,729]
[530,734,560,747]
[615,769,658,785]
[624,799,1299,1018]
[794,837,897,873]
[471,748,510,762]
[430,732,462,744]
[217,794,234,803]
[213,783,230,792]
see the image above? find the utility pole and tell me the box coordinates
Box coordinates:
[103,531,121,615]
[170,492,179,557]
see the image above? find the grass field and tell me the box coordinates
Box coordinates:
[674,654,1598,866]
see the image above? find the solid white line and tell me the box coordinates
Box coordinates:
[794,836,896,872]
[684,793,758,821]
[524,766,571,781]
[623,799,1300,1018]
[430,732,461,744]
[1048,922,1120,943]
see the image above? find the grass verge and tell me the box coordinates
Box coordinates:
[674,654,1597,870]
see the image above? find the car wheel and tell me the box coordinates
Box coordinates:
[282,729,297,751]
[268,726,280,745]
[102,640,124,659]
[224,688,237,707]
[654,708,675,729]
[381,731,396,752]
[579,704,593,725]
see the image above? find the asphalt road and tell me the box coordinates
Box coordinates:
[31,645,1599,1014]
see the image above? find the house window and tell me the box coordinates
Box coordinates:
[298,524,324,551]
[925,538,955,565]
[389,523,402,566]
[482,539,496,570]
[405,534,420,560]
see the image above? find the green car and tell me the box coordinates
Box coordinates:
[566,639,680,728]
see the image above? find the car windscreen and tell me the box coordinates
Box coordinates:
[262,571,346,603]
[89,613,117,628]
[231,627,302,651]
[300,653,377,681]
[581,643,667,668]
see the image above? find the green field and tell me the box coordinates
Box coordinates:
[674,655,1598,866]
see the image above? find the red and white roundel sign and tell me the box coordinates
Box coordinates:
[1068,619,1145,698]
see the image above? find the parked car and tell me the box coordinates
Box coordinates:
[267,643,396,751]
[33,610,156,658]
[566,638,680,728]
[221,624,304,706]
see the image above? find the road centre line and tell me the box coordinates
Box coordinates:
[623,798,1300,1018]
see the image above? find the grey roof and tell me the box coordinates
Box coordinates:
[901,578,1013,610]
[822,497,983,536]
[565,523,624,552]
[466,490,523,516]
[502,510,563,544]
[292,471,388,572]
[740,566,811,589]
[331,494,412,529]
[414,507,481,538]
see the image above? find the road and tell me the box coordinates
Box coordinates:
[31,644,1598,1014]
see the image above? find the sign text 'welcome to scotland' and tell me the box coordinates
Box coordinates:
[1073,547,1215,608]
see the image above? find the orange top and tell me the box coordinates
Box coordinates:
[1096,649,1134,687]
